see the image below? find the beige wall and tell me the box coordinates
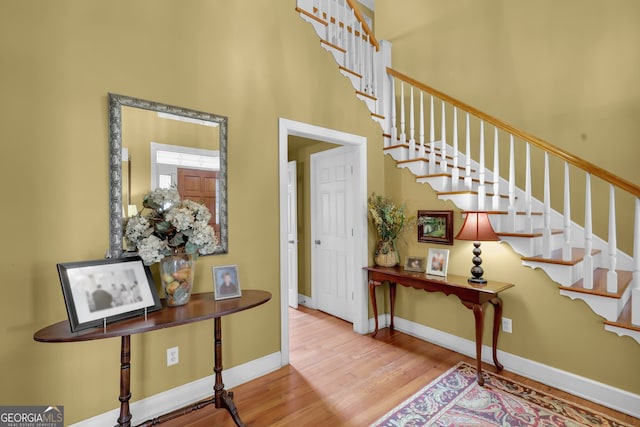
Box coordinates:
[377,0,640,254]
[0,1,383,423]
[377,0,640,395]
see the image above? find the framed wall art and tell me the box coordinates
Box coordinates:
[426,248,449,277]
[418,210,454,245]
[404,256,426,273]
[212,265,242,300]
[57,256,162,332]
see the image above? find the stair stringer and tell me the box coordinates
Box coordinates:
[295,4,639,342]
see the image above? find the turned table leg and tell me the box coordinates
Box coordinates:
[214,317,246,427]
[489,297,504,371]
[118,335,132,427]
[369,280,379,336]
[471,304,485,386]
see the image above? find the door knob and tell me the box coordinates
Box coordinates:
[288,240,295,244]
[315,240,321,245]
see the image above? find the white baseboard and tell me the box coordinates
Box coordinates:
[298,293,314,308]
[70,351,282,427]
[369,314,640,418]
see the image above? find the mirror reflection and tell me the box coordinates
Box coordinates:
[108,94,228,258]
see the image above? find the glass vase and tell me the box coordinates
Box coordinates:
[160,252,195,307]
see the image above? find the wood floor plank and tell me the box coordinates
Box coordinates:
[162,306,638,426]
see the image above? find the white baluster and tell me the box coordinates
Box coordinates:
[464,113,472,189]
[583,173,594,289]
[632,197,640,326]
[399,82,406,149]
[606,185,618,293]
[429,96,436,174]
[542,152,552,258]
[451,108,459,190]
[327,0,332,43]
[439,102,447,173]
[365,34,371,93]
[370,43,377,99]
[524,142,533,233]
[341,1,347,55]
[562,162,572,260]
[357,21,363,75]
[408,87,415,159]
[477,121,486,210]
[491,126,500,211]
[389,76,397,148]
[507,135,516,232]
[349,10,356,70]
[419,91,426,160]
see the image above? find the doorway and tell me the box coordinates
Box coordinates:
[278,118,368,366]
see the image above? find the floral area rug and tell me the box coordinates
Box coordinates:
[372,362,632,427]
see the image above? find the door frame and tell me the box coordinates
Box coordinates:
[278,118,368,366]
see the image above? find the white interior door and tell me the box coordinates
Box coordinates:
[311,146,354,322]
[287,161,299,309]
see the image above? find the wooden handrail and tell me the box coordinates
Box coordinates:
[387,67,640,197]
[345,0,379,51]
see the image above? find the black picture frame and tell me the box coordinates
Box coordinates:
[418,210,454,245]
[57,256,162,332]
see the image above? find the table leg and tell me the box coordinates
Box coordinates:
[389,282,396,332]
[469,303,485,386]
[214,317,246,427]
[489,297,504,371]
[369,280,379,336]
[117,335,132,427]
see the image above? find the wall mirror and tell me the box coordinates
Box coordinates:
[108,93,228,258]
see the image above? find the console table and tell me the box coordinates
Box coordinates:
[364,266,513,385]
[34,290,271,427]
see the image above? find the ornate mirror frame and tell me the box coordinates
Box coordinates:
[107,93,228,258]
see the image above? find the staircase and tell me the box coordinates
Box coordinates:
[296,0,640,344]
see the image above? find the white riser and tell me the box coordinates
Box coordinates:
[339,68,361,91]
[634,287,640,326]
[320,42,345,67]
[355,93,377,114]
[560,284,632,321]
[522,252,603,287]
[498,233,564,259]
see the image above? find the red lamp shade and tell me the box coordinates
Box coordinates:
[455,212,499,242]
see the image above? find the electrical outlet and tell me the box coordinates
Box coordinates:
[167,347,179,366]
[502,318,513,334]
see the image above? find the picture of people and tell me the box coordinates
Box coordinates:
[212,265,242,300]
[57,257,162,332]
[426,248,449,277]
[404,256,426,273]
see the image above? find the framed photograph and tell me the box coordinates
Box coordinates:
[426,248,449,277]
[212,265,242,300]
[418,210,454,245]
[404,256,426,273]
[57,256,162,332]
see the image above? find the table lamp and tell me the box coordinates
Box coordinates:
[455,212,500,285]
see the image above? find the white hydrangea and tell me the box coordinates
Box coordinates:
[143,187,180,211]
[125,215,152,245]
[183,199,212,224]
[190,223,218,255]
[137,235,169,265]
[166,206,196,232]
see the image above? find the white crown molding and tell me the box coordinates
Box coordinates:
[358,0,374,12]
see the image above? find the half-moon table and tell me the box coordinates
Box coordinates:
[34,290,272,427]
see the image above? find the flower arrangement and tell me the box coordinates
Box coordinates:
[125,187,218,265]
[367,193,408,247]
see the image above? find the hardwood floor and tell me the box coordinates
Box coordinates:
[164,306,638,426]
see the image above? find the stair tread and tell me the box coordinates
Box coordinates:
[416,173,492,184]
[604,299,640,332]
[521,247,602,266]
[497,228,563,238]
[560,268,633,299]
[339,65,362,79]
[481,210,543,216]
[356,90,377,101]
[438,190,510,199]
[320,38,346,53]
